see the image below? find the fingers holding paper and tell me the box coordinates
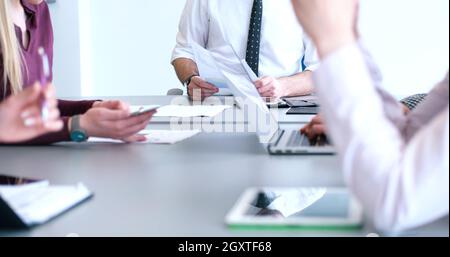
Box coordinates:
[188,76,219,101]
[254,76,286,99]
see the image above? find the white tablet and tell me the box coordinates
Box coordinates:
[226,187,363,230]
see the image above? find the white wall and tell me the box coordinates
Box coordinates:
[50,0,449,98]
[359,0,449,97]
[48,0,82,97]
[81,0,186,97]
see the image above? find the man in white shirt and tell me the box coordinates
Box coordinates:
[292,0,449,233]
[172,0,319,100]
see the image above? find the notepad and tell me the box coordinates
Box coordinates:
[151,105,231,118]
[88,130,201,145]
[0,181,92,227]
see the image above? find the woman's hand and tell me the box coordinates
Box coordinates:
[0,83,63,143]
[79,100,155,143]
[301,114,327,140]
[291,0,359,58]
[92,100,129,110]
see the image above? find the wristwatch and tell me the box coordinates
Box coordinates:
[183,74,199,88]
[70,115,89,142]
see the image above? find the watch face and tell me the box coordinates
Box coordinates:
[71,130,87,142]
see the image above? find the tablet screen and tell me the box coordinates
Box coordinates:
[227,188,363,229]
[245,188,351,219]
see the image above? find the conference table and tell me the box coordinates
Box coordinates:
[0,96,448,237]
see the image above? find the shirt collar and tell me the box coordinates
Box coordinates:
[21,0,37,15]
[20,0,38,28]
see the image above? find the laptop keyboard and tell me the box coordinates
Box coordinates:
[286,131,328,147]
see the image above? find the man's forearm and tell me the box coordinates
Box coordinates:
[173,58,199,83]
[279,70,314,97]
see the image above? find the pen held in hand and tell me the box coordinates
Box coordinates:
[38,47,50,121]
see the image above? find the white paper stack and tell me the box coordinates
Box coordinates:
[152,105,231,118]
[88,129,201,145]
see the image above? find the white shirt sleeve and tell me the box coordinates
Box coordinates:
[314,43,450,233]
[302,34,320,72]
[405,74,450,140]
[358,41,407,131]
[171,0,209,63]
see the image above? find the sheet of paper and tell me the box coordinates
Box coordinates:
[152,105,231,118]
[264,188,327,218]
[0,183,92,226]
[210,44,278,143]
[240,59,259,82]
[88,130,201,145]
[191,41,228,89]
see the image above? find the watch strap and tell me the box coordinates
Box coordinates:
[183,74,199,88]
[70,115,89,142]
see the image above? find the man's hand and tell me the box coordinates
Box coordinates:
[188,76,219,101]
[254,76,287,99]
[291,0,358,58]
[300,114,327,140]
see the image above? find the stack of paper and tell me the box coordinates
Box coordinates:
[0,181,92,226]
[88,130,201,145]
[152,105,231,118]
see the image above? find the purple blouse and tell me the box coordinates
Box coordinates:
[0,0,95,145]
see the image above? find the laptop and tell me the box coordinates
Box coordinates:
[214,45,336,155]
[265,129,335,155]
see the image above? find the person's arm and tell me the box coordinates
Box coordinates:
[171,0,206,83]
[14,99,157,145]
[404,74,449,140]
[17,99,98,145]
[171,0,218,99]
[301,41,407,140]
[315,44,449,232]
[255,34,318,98]
[172,58,199,86]
[278,32,321,97]
[278,71,314,97]
[57,100,97,117]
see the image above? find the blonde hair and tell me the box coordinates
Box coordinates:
[0,0,23,96]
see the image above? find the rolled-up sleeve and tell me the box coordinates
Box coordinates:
[171,0,209,64]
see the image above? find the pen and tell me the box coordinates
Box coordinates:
[38,47,50,121]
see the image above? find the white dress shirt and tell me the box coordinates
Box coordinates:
[171,0,319,78]
[314,43,449,233]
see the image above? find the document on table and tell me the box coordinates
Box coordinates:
[152,105,231,118]
[0,182,92,226]
[88,130,201,145]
